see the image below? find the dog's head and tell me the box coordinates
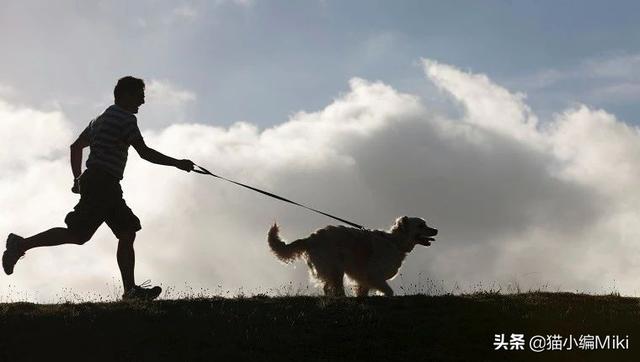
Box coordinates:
[390,216,438,252]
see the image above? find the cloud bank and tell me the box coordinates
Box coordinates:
[2,59,640,301]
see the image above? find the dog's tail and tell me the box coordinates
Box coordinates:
[268,223,306,263]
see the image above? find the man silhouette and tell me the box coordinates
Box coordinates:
[3,76,194,300]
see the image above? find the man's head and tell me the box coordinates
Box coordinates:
[114,76,145,114]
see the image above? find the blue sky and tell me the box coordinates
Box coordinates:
[1,0,639,127]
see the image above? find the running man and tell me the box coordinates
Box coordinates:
[2,76,194,300]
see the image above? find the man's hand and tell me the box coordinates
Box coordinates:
[71,178,81,194]
[70,130,88,194]
[175,159,195,172]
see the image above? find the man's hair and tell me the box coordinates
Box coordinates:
[114,76,145,101]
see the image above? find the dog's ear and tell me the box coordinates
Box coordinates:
[392,216,410,233]
[400,216,409,230]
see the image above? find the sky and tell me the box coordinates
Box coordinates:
[2,0,640,301]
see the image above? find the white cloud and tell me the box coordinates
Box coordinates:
[4,59,640,301]
[160,4,199,26]
[147,79,196,106]
[172,5,198,20]
[0,84,16,98]
[512,53,640,106]
[583,53,640,80]
[361,32,397,61]
[142,79,197,128]
[517,53,640,89]
[424,59,542,147]
[215,0,254,8]
[0,99,71,171]
[589,82,640,103]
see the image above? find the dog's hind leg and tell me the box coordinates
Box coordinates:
[322,283,334,296]
[322,272,346,297]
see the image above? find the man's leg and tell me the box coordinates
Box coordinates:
[110,201,159,300]
[4,227,90,275]
[117,231,136,292]
[116,230,161,301]
[19,227,87,254]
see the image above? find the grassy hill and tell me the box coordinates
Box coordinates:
[0,292,639,361]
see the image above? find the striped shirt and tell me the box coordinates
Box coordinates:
[83,105,143,180]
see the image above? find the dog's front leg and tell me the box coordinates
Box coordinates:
[323,280,346,297]
[355,285,370,297]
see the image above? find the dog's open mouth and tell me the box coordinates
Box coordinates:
[417,235,436,247]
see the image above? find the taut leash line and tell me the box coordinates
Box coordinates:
[192,164,365,230]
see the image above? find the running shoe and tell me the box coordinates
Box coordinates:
[122,280,162,301]
[3,233,25,275]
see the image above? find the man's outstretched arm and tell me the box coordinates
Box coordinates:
[132,138,194,172]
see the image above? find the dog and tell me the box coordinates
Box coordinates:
[267,216,438,296]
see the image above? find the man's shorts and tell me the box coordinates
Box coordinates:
[64,167,141,240]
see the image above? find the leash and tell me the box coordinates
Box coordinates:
[192,164,365,230]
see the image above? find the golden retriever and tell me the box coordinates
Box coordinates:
[268,216,438,296]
